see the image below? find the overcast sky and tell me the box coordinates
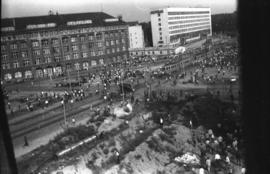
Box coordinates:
[1,0,237,22]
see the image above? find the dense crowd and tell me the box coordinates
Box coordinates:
[196,44,239,84]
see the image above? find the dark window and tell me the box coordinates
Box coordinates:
[89,42,95,49]
[62,37,69,44]
[63,46,69,52]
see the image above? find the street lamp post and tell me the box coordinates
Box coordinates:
[77,69,80,86]
[67,69,71,91]
[61,100,67,125]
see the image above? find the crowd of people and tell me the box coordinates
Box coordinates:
[196,43,239,84]
[198,117,246,174]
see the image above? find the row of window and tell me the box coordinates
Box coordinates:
[1,29,127,42]
[3,55,128,80]
[2,48,127,68]
[168,15,209,20]
[168,11,210,15]
[2,57,61,69]
[168,18,210,25]
[169,25,211,35]
[169,29,210,41]
[3,44,126,58]
[2,39,126,52]
[169,22,210,30]
[2,45,127,60]
[130,50,174,56]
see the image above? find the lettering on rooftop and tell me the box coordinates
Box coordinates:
[104,18,119,22]
[26,23,56,29]
[1,27,15,32]
[67,20,92,26]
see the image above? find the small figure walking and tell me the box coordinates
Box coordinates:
[206,157,211,172]
[24,136,29,147]
[72,117,76,125]
[115,150,120,164]
[189,120,193,129]
[160,117,164,127]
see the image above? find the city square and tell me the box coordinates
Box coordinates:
[1,1,245,174]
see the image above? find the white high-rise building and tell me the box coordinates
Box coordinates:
[150,7,212,47]
[128,22,144,49]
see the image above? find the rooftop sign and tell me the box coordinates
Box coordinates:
[104,18,119,22]
[26,23,56,29]
[1,27,15,32]
[67,20,92,26]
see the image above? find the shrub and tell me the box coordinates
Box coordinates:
[108,139,116,147]
[103,148,109,155]
[146,137,163,152]
[163,127,176,136]
[159,133,175,144]
[134,154,142,160]
[99,143,105,150]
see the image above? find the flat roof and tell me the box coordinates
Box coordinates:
[1,12,126,32]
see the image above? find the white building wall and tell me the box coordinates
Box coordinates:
[151,7,212,47]
[128,25,144,49]
[151,13,160,47]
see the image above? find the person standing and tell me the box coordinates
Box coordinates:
[8,102,11,110]
[206,157,211,172]
[72,117,76,125]
[160,117,164,127]
[241,167,246,174]
[115,150,120,164]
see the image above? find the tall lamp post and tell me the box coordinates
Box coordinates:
[61,98,67,125]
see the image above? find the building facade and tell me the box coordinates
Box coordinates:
[1,12,129,82]
[150,7,212,47]
[127,22,144,49]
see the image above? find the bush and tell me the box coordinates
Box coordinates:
[103,148,109,155]
[146,137,164,152]
[99,143,105,150]
[159,133,175,144]
[134,154,142,160]
[108,139,116,147]
[163,127,176,136]
[50,125,96,154]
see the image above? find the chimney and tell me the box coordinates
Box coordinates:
[117,15,123,21]
[48,10,54,16]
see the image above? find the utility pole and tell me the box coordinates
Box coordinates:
[67,70,71,91]
[77,69,80,86]
[61,99,67,125]
[59,34,71,91]
[120,62,125,102]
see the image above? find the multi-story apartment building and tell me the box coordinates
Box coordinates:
[127,22,144,49]
[150,7,212,47]
[1,12,129,82]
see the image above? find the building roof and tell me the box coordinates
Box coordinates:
[1,12,126,32]
[126,21,139,26]
[150,7,210,14]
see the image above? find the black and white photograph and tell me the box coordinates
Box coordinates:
[2,0,267,173]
